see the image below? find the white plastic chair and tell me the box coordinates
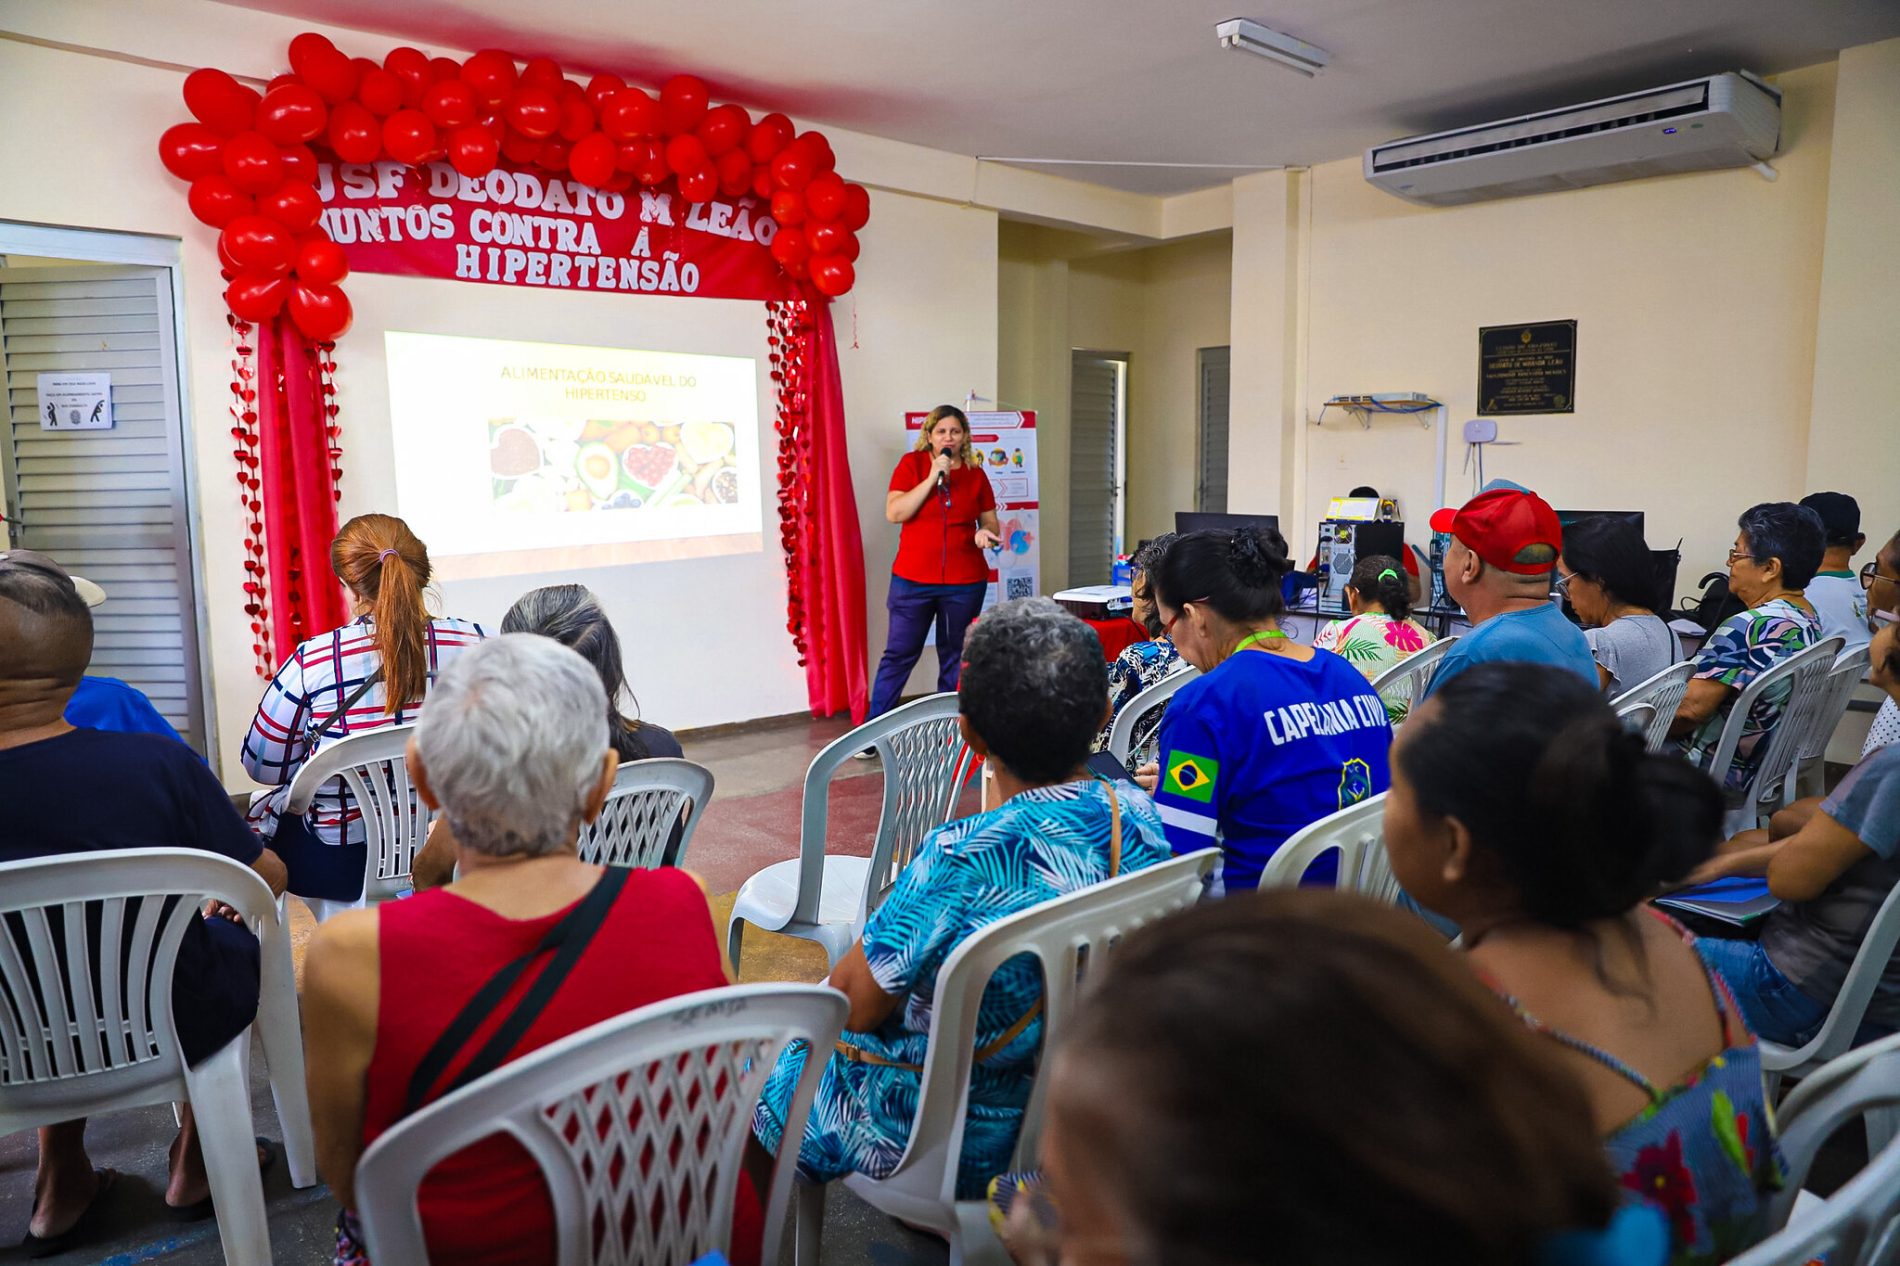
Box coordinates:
[0,849,319,1264]
[355,983,847,1266]
[283,722,428,921]
[1759,880,1900,1089]
[727,694,975,970]
[794,849,1221,1266]
[1783,644,1873,803]
[1726,1039,1900,1266]
[1698,637,1842,836]
[1611,660,1695,753]
[1615,700,1660,743]
[1105,664,1201,768]
[1258,794,1400,902]
[1368,636,1457,724]
[576,758,714,870]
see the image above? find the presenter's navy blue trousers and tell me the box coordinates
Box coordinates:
[867,576,987,720]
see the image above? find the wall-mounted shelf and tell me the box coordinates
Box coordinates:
[1315,394,1442,430]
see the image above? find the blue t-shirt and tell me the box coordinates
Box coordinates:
[65,675,191,747]
[1153,648,1392,891]
[1423,602,1597,698]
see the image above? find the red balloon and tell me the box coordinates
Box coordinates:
[428,56,463,83]
[678,165,718,203]
[461,49,518,107]
[698,103,750,156]
[384,47,431,104]
[841,183,871,231]
[289,282,353,342]
[538,136,572,172]
[519,56,564,92]
[325,101,380,163]
[447,125,499,178]
[805,171,846,221]
[716,147,753,196]
[221,131,283,193]
[188,175,253,227]
[356,68,404,118]
[383,110,437,166]
[225,272,289,321]
[255,83,326,145]
[505,88,560,139]
[659,74,708,135]
[296,236,349,285]
[184,68,259,136]
[585,74,625,109]
[752,168,776,200]
[770,226,810,268]
[664,134,707,174]
[159,123,226,181]
[491,129,534,164]
[558,97,595,143]
[303,48,360,105]
[802,133,837,175]
[599,90,658,141]
[217,231,243,275]
[278,143,317,184]
[746,112,795,163]
[811,254,854,297]
[566,133,616,187]
[770,190,807,226]
[770,147,812,192]
[288,33,337,78]
[809,221,852,257]
[835,227,862,262]
[221,215,296,274]
[265,74,301,93]
[422,79,478,130]
[257,181,323,232]
[630,140,669,186]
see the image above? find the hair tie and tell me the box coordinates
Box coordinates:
[377,548,399,562]
[1377,568,1400,582]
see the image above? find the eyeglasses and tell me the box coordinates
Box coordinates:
[1161,597,1210,637]
[1862,561,1899,591]
[1726,548,1757,567]
[1553,570,1580,594]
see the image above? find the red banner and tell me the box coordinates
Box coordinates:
[312,160,795,302]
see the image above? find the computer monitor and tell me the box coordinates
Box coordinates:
[1175,511,1280,537]
[1556,509,1645,537]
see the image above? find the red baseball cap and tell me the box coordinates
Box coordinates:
[1429,488,1563,575]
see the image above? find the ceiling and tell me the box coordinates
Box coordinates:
[215,0,1900,195]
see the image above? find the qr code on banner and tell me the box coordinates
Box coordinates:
[1005,576,1035,600]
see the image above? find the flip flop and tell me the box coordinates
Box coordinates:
[20,1167,119,1260]
[166,1136,279,1223]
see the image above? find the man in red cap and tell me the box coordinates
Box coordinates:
[1420,486,1596,699]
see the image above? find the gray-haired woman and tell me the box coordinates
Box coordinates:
[751,597,1174,1200]
[301,635,756,1266]
[501,583,682,762]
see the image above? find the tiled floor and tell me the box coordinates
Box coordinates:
[0,712,950,1265]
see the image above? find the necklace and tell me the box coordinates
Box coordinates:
[1234,629,1288,654]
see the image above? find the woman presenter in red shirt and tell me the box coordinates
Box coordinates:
[867,405,1002,725]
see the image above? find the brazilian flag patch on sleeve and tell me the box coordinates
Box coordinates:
[1164,751,1220,804]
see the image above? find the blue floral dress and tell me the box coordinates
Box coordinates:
[1094,635,1181,754]
[751,779,1171,1198]
[1679,598,1822,788]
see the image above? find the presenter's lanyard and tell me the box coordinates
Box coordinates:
[1234,629,1288,655]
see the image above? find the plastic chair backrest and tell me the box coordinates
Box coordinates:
[353,983,846,1266]
[1760,880,1900,1075]
[875,850,1218,1206]
[1726,1045,1900,1265]
[1797,644,1874,766]
[1369,636,1457,724]
[284,722,427,904]
[1105,664,1201,768]
[1610,660,1696,753]
[1702,637,1841,808]
[0,849,278,1115]
[1258,794,1399,901]
[576,758,714,870]
[1615,700,1660,743]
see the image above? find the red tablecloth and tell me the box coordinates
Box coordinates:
[1082,616,1148,662]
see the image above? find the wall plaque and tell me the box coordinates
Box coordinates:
[1478,320,1576,416]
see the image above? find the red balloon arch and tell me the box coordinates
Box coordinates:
[157,34,873,721]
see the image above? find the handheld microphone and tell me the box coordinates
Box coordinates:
[936,444,953,492]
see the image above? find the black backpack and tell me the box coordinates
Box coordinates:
[1678,571,1746,634]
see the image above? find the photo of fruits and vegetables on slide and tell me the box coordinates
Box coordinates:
[488,417,741,512]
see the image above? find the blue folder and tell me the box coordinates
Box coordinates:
[1655,876,1780,927]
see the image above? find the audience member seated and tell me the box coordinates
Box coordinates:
[1010,891,1662,1266]
[1420,486,1596,698]
[1557,517,1681,696]
[302,634,752,1266]
[1386,662,1780,1263]
[1094,532,1180,753]
[1686,621,1900,1047]
[241,513,484,906]
[0,552,286,1254]
[1312,552,1437,716]
[1672,502,1826,788]
[750,597,1171,1200]
[1861,530,1900,756]
[1139,526,1391,892]
[1801,492,1871,653]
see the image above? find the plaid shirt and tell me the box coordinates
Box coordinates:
[242,615,486,846]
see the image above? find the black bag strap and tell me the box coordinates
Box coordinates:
[306,667,382,743]
[403,866,632,1115]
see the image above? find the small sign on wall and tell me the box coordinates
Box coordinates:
[1478,321,1576,416]
[37,372,112,430]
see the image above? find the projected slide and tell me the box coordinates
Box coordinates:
[385,331,762,579]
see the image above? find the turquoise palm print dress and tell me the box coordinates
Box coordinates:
[751,779,1172,1198]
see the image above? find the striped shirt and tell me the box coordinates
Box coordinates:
[242,615,486,846]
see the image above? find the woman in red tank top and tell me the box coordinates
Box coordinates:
[302,635,760,1266]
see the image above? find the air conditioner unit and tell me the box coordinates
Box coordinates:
[1364,72,1780,206]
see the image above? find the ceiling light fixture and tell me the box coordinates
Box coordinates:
[1215,18,1330,77]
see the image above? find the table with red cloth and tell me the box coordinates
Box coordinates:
[1081,616,1148,662]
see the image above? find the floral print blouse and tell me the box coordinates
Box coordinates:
[1312,613,1437,722]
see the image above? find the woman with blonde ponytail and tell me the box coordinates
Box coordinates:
[242,514,485,905]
